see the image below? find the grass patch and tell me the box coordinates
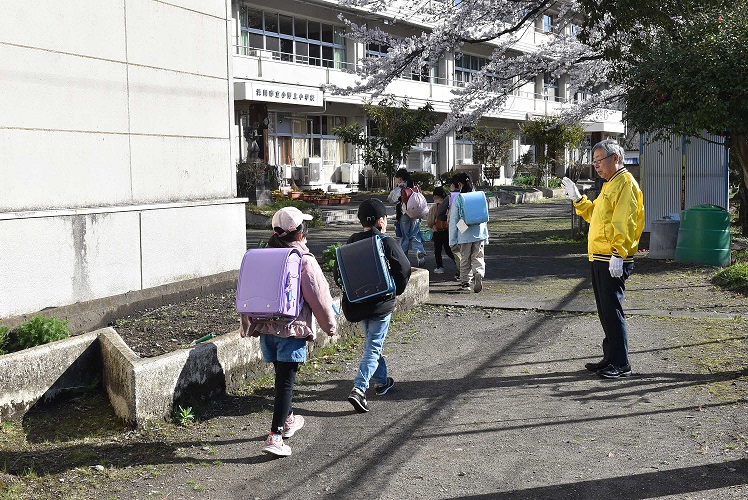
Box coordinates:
[712,249,748,294]
[671,316,748,401]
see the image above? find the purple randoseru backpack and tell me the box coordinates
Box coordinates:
[236,247,304,322]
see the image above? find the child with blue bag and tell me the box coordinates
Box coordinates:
[448,173,489,293]
[335,199,411,413]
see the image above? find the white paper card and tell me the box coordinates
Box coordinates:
[456,219,469,233]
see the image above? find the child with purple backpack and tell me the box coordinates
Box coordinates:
[239,206,337,457]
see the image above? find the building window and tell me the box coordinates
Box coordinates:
[454,54,495,87]
[410,64,436,83]
[455,128,474,164]
[366,42,389,58]
[542,14,554,33]
[266,114,348,166]
[543,72,558,100]
[239,6,347,68]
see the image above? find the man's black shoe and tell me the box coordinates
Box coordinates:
[597,364,632,379]
[584,359,609,372]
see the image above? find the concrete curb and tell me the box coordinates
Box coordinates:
[1,269,429,426]
[0,331,101,421]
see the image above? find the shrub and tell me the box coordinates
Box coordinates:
[513,175,535,187]
[410,171,436,191]
[5,316,71,353]
[0,325,9,355]
[438,169,456,186]
[713,250,748,294]
[321,243,343,272]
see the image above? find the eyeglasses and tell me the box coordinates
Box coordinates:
[592,153,614,165]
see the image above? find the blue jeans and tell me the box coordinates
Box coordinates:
[353,314,392,392]
[260,335,308,363]
[399,214,426,256]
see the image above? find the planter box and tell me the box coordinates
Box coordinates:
[541,187,566,198]
[0,269,430,427]
[0,332,102,421]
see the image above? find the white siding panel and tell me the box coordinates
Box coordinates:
[685,133,728,210]
[130,135,232,202]
[140,204,246,289]
[641,133,729,232]
[0,44,129,133]
[127,65,229,138]
[0,0,126,61]
[126,0,228,78]
[0,129,132,212]
[0,213,141,317]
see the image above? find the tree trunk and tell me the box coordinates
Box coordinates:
[732,134,748,236]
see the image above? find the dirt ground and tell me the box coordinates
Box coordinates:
[1,198,747,499]
[110,199,748,357]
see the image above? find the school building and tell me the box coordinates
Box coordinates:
[1,0,624,320]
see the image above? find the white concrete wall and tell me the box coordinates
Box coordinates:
[0,0,245,319]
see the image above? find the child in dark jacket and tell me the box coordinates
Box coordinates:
[426,186,455,274]
[337,198,411,413]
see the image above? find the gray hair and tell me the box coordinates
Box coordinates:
[592,139,625,165]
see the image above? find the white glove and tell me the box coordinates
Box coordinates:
[609,255,623,278]
[561,177,581,202]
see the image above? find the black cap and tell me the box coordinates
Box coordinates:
[358,198,388,226]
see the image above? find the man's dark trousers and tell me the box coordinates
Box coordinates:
[590,260,634,367]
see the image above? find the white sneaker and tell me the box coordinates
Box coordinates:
[262,432,291,456]
[416,252,426,267]
[433,267,444,274]
[282,413,304,438]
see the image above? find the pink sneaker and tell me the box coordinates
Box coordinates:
[262,432,291,457]
[282,413,305,438]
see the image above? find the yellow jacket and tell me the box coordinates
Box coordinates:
[574,168,644,262]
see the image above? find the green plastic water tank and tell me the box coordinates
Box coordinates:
[674,204,731,267]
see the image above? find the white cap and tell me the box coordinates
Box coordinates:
[271,206,313,235]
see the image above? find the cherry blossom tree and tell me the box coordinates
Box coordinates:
[329,0,744,227]
[328,0,731,135]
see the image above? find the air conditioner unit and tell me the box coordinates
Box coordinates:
[304,157,323,183]
[340,163,359,184]
[282,165,293,179]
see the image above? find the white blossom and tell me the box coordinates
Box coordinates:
[327,0,627,135]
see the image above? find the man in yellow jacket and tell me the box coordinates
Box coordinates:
[562,139,644,379]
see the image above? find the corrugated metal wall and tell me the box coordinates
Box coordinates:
[640,133,728,232]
